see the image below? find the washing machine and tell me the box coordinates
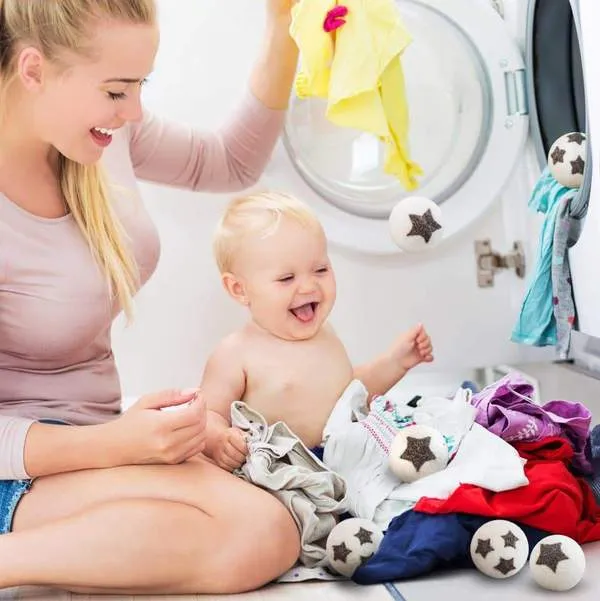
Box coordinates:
[259,0,594,381]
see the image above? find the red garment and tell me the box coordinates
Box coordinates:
[415,436,600,543]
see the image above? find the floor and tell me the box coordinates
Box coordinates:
[0,581,396,601]
[3,361,599,600]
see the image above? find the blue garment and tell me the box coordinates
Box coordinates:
[460,380,479,394]
[310,446,324,462]
[511,168,578,349]
[352,511,549,584]
[585,425,600,505]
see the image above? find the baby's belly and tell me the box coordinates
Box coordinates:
[246,385,343,448]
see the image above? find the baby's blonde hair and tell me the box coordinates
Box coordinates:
[213,191,321,273]
[0,0,156,320]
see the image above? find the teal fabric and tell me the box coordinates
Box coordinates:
[511,168,578,351]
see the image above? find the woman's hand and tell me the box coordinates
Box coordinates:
[104,388,208,466]
[266,0,296,24]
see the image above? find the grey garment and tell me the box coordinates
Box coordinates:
[231,401,348,568]
[552,195,583,359]
[551,133,591,359]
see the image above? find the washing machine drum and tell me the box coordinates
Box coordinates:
[265,0,586,255]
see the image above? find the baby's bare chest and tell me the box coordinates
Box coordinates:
[248,342,345,395]
[241,337,353,443]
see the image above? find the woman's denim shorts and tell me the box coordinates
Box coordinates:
[0,478,33,534]
[0,419,67,534]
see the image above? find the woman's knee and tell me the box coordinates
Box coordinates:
[207,488,300,592]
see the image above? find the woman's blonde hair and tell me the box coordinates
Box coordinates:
[0,0,156,320]
[213,190,321,273]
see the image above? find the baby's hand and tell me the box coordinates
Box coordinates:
[213,427,248,472]
[390,323,434,372]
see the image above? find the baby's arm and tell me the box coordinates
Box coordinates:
[199,337,249,470]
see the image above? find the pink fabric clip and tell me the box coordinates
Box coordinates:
[323,5,348,32]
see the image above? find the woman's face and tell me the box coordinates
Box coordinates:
[23,20,159,165]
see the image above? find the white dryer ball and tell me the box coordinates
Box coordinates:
[325,518,384,578]
[388,196,443,252]
[388,424,448,483]
[529,534,585,591]
[547,132,587,188]
[160,401,192,412]
[470,520,529,579]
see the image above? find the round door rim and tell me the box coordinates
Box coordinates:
[263,0,529,255]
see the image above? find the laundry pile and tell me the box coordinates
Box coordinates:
[232,371,600,584]
[343,372,600,584]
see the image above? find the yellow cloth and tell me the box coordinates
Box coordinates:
[290,0,423,191]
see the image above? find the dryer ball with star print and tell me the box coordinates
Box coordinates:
[547,132,587,188]
[469,520,529,579]
[388,196,443,252]
[325,518,384,578]
[387,424,449,483]
[529,534,585,591]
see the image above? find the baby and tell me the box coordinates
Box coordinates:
[201,191,433,471]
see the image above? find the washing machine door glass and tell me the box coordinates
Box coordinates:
[283,0,491,219]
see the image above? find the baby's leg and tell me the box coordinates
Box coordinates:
[2,459,299,594]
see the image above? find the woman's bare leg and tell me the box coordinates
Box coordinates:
[3,459,300,594]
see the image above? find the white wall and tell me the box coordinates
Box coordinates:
[569,0,600,339]
[111,0,550,397]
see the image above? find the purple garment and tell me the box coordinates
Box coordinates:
[470,373,592,475]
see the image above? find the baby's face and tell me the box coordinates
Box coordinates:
[234,217,336,341]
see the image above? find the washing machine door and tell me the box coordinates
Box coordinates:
[525,0,587,170]
[264,0,528,255]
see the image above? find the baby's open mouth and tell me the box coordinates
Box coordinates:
[290,302,318,323]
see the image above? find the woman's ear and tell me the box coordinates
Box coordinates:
[221,272,249,306]
[17,47,46,91]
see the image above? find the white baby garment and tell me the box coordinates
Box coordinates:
[322,380,529,529]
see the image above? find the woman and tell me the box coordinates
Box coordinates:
[0,0,409,594]
[0,0,300,594]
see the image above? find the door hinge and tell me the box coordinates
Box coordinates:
[475,239,526,288]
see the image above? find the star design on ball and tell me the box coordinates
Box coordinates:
[475,538,494,559]
[359,552,374,567]
[494,557,516,576]
[332,542,352,563]
[535,542,569,573]
[407,209,441,243]
[501,530,519,549]
[551,146,566,164]
[354,527,374,545]
[567,132,586,145]
[570,155,585,175]
[407,395,422,408]
[399,436,436,471]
